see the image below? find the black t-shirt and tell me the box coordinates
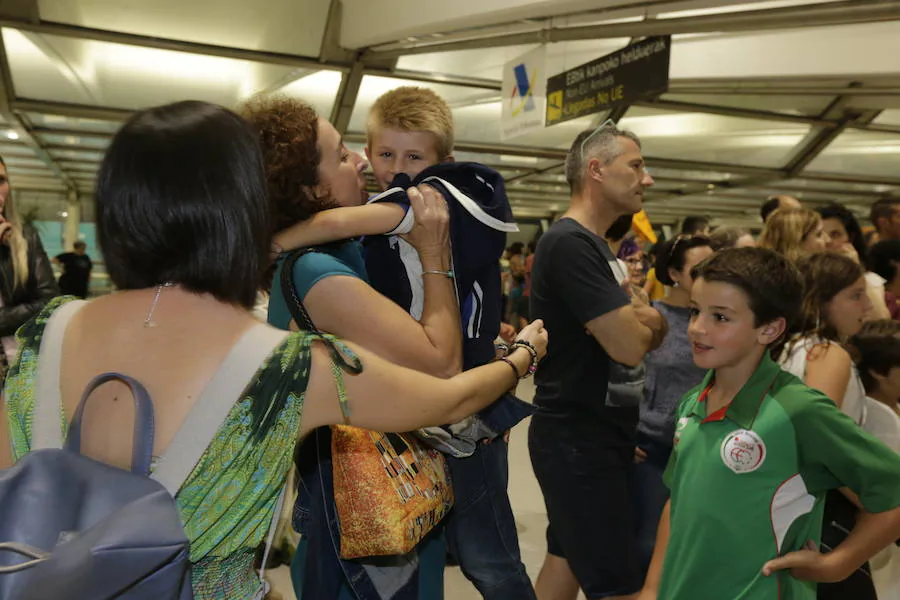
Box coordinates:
[530,218,633,429]
[56,252,92,296]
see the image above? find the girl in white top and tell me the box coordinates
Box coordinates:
[776,252,872,425]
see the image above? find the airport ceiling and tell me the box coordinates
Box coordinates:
[2,0,900,227]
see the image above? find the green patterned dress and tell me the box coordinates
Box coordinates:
[4,297,359,599]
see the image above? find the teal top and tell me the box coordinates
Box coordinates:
[660,353,900,600]
[268,242,369,331]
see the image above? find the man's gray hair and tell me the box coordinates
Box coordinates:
[564,123,642,194]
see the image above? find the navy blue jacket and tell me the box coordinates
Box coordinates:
[363,163,535,434]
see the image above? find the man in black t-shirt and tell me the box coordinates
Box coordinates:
[529,123,667,600]
[54,241,93,298]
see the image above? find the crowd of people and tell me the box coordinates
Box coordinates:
[0,81,896,600]
[523,125,900,600]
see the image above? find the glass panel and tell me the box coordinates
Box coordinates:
[57,160,101,171]
[26,113,121,134]
[2,156,48,169]
[639,166,740,182]
[779,178,895,193]
[49,148,105,162]
[8,166,54,177]
[662,93,831,117]
[806,130,900,178]
[0,143,34,157]
[37,132,111,150]
[618,107,812,168]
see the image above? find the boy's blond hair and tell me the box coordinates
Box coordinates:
[367,86,454,158]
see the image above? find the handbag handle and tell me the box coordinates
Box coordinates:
[65,373,155,476]
[0,542,50,573]
[279,248,362,375]
[280,248,320,333]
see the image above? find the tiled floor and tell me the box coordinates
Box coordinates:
[268,380,589,599]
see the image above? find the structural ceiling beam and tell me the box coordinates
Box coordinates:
[0,18,348,71]
[364,0,900,59]
[331,62,365,135]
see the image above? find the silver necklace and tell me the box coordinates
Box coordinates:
[144,282,176,328]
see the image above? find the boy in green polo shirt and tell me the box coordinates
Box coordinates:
[638,247,900,600]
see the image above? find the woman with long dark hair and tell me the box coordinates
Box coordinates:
[818,202,890,320]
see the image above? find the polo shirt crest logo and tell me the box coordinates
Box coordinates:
[720,429,766,474]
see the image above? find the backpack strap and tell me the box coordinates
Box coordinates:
[150,323,289,496]
[65,373,156,476]
[32,300,89,450]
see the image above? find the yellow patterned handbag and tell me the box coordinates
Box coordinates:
[331,427,453,559]
[280,248,454,560]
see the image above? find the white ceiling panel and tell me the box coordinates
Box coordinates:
[6,29,306,110]
[873,110,900,127]
[25,112,121,134]
[619,107,811,168]
[662,93,832,117]
[49,148,104,162]
[279,70,345,120]
[38,0,332,57]
[807,130,900,179]
[36,132,110,150]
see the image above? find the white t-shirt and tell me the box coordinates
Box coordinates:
[779,336,867,425]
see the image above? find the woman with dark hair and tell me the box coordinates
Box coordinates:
[818,203,867,260]
[818,202,890,319]
[0,100,547,599]
[633,235,713,572]
[0,156,58,378]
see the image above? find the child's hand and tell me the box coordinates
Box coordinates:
[761,541,845,583]
[401,185,449,261]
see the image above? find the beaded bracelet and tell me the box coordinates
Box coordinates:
[498,356,522,385]
[423,270,455,279]
[510,340,539,378]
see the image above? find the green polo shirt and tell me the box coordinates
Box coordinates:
[660,353,900,600]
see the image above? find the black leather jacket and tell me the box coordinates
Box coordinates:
[0,227,59,337]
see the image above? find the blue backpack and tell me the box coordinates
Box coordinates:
[0,300,288,599]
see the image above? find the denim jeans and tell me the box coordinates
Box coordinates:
[631,433,672,575]
[445,438,536,600]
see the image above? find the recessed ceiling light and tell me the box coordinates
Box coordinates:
[6,131,19,140]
